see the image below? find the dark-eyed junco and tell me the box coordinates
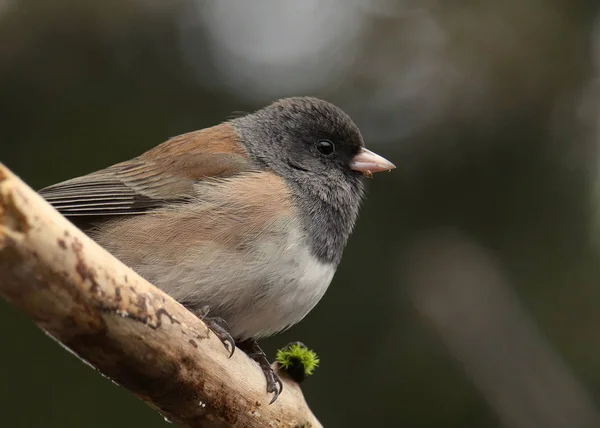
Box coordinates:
[39,97,395,403]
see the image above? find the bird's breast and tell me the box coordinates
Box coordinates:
[93,208,336,340]
[148,225,336,340]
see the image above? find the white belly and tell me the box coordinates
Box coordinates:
[139,225,336,340]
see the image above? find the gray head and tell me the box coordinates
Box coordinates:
[233,97,394,265]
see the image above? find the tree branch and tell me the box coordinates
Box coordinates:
[0,163,322,428]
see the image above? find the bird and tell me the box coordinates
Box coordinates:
[38,97,395,403]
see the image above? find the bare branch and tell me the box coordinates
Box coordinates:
[0,163,321,428]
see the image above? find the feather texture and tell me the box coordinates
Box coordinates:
[39,125,251,217]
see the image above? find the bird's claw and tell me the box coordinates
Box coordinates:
[238,339,284,404]
[267,372,284,404]
[196,312,283,402]
[197,309,236,357]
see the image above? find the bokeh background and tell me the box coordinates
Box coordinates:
[2,0,600,427]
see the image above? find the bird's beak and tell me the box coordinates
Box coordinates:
[350,148,396,177]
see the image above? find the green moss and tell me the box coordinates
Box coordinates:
[276,342,320,382]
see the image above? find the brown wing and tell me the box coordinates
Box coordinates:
[39,124,252,217]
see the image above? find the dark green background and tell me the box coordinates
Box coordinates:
[2,1,600,427]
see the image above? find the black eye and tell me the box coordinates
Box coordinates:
[315,140,335,156]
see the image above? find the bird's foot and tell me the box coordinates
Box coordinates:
[238,339,283,404]
[197,306,235,357]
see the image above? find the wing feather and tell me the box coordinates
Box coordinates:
[39,127,251,218]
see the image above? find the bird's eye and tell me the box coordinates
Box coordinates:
[315,140,335,156]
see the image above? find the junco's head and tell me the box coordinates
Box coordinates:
[233,97,394,264]
[235,96,392,185]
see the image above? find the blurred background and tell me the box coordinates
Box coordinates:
[2,0,600,427]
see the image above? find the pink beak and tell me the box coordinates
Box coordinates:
[350,148,396,175]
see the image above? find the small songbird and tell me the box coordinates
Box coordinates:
[39,97,395,402]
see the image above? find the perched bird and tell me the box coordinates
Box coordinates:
[39,97,395,403]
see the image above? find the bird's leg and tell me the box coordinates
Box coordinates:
[196,305,235,357]
[195,307,282,403]
[237,339,283,404]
